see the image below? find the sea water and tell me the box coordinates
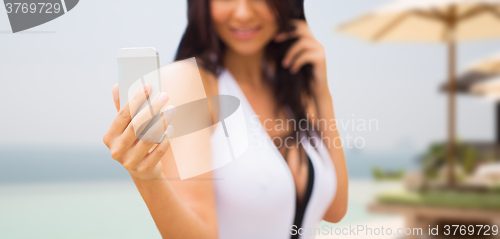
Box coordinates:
[0,147,409,238]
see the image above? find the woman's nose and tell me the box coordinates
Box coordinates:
[233,0,254,22]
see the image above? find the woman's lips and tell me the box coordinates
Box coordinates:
[230,26,261,40]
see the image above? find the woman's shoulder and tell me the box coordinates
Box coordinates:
[198,65,219,96]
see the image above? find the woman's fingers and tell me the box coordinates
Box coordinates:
[162,105,177,130]
[282,39,311,68]
[113,84,120,112]
[274,20,310,43]
[290,52,317,74]
[274,31,299,43]
[122,92,170,144]
[119,104,174,174]
[128,84,151,118]
[104,85,151,141]
[104,84,174,180]
[130,92,169,136]
[125,105,176,174]
[131,105,176,155]
[140,126,174,173]
[290,19,311,36]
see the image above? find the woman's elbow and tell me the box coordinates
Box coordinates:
[323,204,348,223]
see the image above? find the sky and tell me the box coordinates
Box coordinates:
[0,0,499,154]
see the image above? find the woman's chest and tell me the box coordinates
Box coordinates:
[211,126,297,219]
[238,84,293,141]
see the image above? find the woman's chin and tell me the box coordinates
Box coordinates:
[230,44,266,57]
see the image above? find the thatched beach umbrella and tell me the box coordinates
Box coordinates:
[443,53,500,92]
[338,0,500,186]
[471,75,500,96]
[469,52,500,74]
[441,52,500,143]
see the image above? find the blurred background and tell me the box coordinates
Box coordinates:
[1,0,500,238]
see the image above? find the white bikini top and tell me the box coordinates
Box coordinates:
[211,70,337,239]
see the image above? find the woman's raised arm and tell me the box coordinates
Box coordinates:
[103,82,218,239]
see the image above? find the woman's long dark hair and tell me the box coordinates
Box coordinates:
[175,0,314,150]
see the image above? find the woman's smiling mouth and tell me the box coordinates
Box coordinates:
[230,26,262,40]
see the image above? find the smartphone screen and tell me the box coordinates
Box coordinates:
[117,48,162,142]
[117,55,160,111]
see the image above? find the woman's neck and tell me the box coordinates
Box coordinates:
[223,49,264,86]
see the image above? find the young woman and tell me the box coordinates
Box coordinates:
[103,0,348,238]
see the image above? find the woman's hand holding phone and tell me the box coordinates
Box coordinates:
[103,84,176,180]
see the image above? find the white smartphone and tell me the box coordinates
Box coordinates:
[117,47,162,142]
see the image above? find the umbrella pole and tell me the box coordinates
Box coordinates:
[497,103,500,144]
[496,103,500,158]
[447,5,457,187]
[447,39,456,187]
